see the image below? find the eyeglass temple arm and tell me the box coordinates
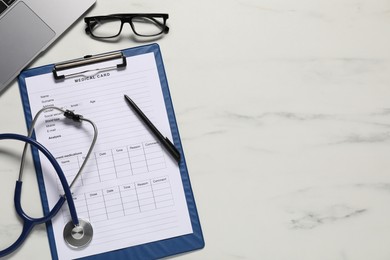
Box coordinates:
[148,17,169,33]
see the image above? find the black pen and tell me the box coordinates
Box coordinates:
[124,94,181,163]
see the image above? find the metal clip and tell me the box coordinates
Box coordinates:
[52,51,127,80]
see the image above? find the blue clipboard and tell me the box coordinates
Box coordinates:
[18,43,204,260]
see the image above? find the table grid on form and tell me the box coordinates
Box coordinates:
[61,176,174,224]
[57,140,166,189]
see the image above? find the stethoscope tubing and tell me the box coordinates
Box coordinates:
[0,133,79,257]
[0,107,97,256]
[0,133,79,223]
[0,182,66,257]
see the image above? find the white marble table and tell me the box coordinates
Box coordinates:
[1,0,390,259]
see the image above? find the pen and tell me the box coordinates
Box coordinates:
[124,94,181,163]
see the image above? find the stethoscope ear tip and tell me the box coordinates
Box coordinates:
[63,219,93,249]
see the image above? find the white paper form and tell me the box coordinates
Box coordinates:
[24,53,193,259]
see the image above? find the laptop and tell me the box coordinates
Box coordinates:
[0,0,96,93]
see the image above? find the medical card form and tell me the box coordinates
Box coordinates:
[18,45,203,259]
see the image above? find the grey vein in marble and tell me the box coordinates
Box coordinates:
[337,132,390,144]
[223,111,330,123]
[290,204,367,230]
[272,183,390,232]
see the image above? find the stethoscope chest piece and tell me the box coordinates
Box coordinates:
[63,219,93,248]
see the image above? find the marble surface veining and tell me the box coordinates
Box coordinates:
[1,0,390,259]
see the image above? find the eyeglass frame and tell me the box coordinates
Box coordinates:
[84,13,170,38]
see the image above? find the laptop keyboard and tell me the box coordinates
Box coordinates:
[0,0,16,15]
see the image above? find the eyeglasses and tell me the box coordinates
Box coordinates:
[84,13,169,39]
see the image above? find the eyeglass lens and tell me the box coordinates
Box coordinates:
[91,18,122,38]
[90,16,166,38]
[131,17,165,36]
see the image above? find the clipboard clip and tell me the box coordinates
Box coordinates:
[52,51,127,80]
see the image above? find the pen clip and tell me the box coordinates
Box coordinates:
[52,51,127,81]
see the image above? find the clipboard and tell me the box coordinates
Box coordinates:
[18,43,204,260]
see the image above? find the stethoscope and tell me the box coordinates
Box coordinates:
[0,106,98,257]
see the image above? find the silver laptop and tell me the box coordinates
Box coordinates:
[0,0,96,93]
